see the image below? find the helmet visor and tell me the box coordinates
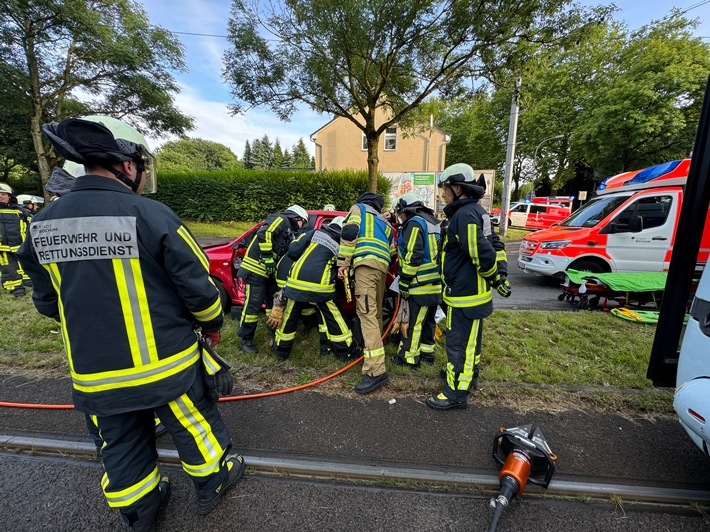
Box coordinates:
[140,149,157,194]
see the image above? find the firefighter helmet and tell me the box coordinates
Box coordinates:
[394,192,420,213]
[286,204,309,224]
[0,182,14,195]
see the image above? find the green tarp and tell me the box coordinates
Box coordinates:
[565,269,668,292]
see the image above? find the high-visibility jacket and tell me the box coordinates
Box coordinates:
[0,202,29,252]
[276,230,314,289]
[397,211,442,303]
[284,227,341,303]
[16,176,223,416]
[441,198,498,318]
[239,211,298,278]
[337,203,394,273]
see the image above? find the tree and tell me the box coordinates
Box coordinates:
[281,151,292,170]
[272,139,284,170]
[242,141,253,169]
[1,0,193,191]
[250,135,273,170]
[291,138,311,170]
[155,138,241,174]
[224,0,607,191]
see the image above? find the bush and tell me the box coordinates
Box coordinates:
[152,169,392,222]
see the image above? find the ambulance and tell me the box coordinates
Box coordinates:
[490,197,573,230]
[517,159,710,277]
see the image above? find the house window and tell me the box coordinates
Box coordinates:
[384,127,397,151]
[362,132,367,151]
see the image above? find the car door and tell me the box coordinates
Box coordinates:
[509,203,529,227]
[603,191,678,272]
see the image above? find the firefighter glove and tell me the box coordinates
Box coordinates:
[263,257,276,276]
[205,368,234,402]
[266,305,285,329]
[203,329,221,347]
[398,281,409,300]
[494,274,512,298]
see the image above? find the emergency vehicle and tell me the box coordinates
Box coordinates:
[517,159,710,277]
[490,197,573,230]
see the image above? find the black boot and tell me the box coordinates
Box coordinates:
[426,393,467,410]
[239,337,256,353]
[354,373,389,394]
[197,455,245,515]
[126,476,171,532]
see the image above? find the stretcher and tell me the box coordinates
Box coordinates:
[558,269,667,311]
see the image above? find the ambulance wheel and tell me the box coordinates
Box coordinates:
[569,260,607,274]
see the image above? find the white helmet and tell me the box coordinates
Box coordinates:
[32,195,45,204]
[328,216,346,230]
[42,115,157,194]
[323,204,336,211]
[286,204,309,224]
[0,182,14,195]
[394,192,420,213]
[16,194,33,205]
[438,163,475,187]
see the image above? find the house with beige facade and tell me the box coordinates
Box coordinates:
[310,108,451,208]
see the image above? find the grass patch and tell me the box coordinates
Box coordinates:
[497,227,531,241]
[183,220,255,238]
[4,293,671,415]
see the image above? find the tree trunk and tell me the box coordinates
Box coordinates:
[365,128,379,193]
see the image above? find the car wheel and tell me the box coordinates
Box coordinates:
[214,279,230,313]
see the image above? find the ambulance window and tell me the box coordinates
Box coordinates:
[613,195,672,231]
[530,205,547,214]
[560,195,630,227]
[511,204,527,212]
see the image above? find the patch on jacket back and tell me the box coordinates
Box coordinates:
[30,216,139,263]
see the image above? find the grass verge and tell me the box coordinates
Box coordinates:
[184,219,255,238]
[1,292,671,415]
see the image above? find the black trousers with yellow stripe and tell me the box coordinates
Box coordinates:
[275,298,353,359]
[238,272,278,339]
[93,367,232,523]
[396,297,437,366]
[0,251,25,295]
[443,306,483,402]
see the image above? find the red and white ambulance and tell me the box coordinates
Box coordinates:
[490,197,573,230]
[517,159,710,277]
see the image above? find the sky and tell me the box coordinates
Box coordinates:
[139,0,710,157]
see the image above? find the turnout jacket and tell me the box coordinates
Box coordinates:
[0,201,30,252]
[16,176,223,416]
[239,211,299,278]
[441,198,502,318]
[397,210,442,305]
[276,230,314,289]
[284,227,341,303]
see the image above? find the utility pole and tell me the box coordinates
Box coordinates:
[500,78,521,237]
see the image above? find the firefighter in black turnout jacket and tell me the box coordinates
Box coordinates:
[237,205,308,353]
[0,183,30,297]
[427,164,511,410]
[17,116,244,530]
[274,217,356,360]
[392,193,442,368]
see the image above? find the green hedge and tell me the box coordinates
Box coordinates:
[151,169,392,222]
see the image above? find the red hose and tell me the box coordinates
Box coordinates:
[0,294,401,410]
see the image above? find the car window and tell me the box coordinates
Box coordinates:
[560,195,631,227]
[530,205,547,214]
[511,204,527,213]
[611,195,673,232]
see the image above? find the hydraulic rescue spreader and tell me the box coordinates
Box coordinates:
[488,424,558,532]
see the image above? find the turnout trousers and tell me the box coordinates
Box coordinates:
[443,306,483,403]
[238,272,278,339]
[354,265,387,377]
[0,251,25,296]
[92,368,232,524]
[275,298,353,359]
[396,297,437,367]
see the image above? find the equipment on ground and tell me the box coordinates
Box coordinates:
[489,424,557,532]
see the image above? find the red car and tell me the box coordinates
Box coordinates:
[202,210,399,326]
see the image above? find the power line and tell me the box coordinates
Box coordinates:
[170,30,229,39]
[681,0,710,14]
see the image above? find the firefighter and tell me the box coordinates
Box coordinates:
[237,204,308,353]
[17,116,243,530]
[269,229,330,355]
[427,163,511,410]
[337,193,395,394]
[17,194,45,214]
[274,216,355,361]
[391,193,442,368]
[0,183,29,297]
